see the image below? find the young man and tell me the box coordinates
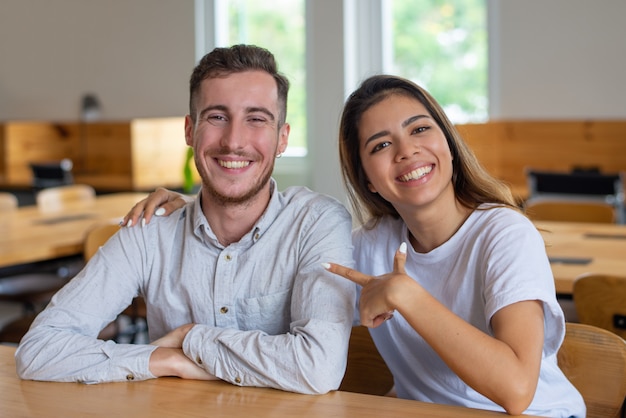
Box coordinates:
[16,45,356,395]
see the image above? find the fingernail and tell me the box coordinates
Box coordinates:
[321,262,331,270]
[399,242,407,254]
[126,219,133,227]
[155,208,166,216]
[141,218,146,228]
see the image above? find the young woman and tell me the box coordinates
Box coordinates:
[123,75,584,416]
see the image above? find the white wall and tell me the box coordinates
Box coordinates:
[489,0,626,119]
[0,0,195,121]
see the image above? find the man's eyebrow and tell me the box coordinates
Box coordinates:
[364,114,431,146]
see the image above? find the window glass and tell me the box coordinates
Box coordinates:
[221,0,307,156]
[389,0,487,123]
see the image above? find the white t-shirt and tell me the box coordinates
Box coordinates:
[352,205,585,417]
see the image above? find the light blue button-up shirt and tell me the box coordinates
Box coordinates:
[16,181,356,394]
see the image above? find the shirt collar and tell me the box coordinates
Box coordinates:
[191,178,283,249]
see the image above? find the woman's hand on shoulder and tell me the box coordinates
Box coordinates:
[122,187,190,227]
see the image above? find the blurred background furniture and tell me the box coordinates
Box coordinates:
[30,158,74,191]
[339,326,394,396]
[557,322,626,418]
[0,185,99,344]
[35,184,96,212]
[83,222,147,343]
[0,192,18,211]
[525,169,625,223]
[525,200,616,223]
[573,274,626,340]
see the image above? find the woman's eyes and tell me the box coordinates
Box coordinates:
[411,126,429,135]
[371,141,391,153]
[369,126,430,153]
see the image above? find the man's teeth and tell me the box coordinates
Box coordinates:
[219,160,250,169]
[399,165,432,182]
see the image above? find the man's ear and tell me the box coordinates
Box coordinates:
[184,115,194,146]
[278,122,290,154]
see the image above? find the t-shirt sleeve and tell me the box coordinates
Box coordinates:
[481,216,565,356]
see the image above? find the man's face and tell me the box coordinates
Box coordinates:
[185,70,289,206]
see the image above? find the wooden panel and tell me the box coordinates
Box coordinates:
[456,121,505,179]
[130,117,190,190]
[3,122,79,186]
[80,122,132,177]
[456,120,626,201]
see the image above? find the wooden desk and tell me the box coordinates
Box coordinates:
[0,192,147,269]
[0,345,533,417]
[536,221,626,295]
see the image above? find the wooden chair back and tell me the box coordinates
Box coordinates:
[573,274,626,340]
[83,222,147,342]
[339,326,394,396]
[524,199,616,223]
[83,222,121,261]
[36,184,96,212]
[0,192,18,211]
[557,322,626,418]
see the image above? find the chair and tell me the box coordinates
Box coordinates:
[0,192,18,211]
[339,326,394,396]
[36,184,96,212]
[524,199,616,223]
[30,158,74,191]
[525,169,625,223]
[573,274,626,340]
[557,322,626,418]
[83,222,147,343]
[0,185,96,344]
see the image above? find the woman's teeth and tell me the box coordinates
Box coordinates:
[399,165,432,182]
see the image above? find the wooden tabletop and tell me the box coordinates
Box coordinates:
[536,220,626,295]
[0,345,534,417]
[0,192,147,269]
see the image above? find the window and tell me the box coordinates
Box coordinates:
[214,0,307,156]
[386,0,487,123]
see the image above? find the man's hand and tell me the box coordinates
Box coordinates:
[151,323,195,348]
[149,324,217,380]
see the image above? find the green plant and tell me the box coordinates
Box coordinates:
[183,147,194,194]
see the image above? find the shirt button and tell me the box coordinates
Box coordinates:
[225,254,232,261]
[234,377,242,384]
[196,357,203,365]
[220,306,229,314]
[254,233,260,240]
[126,374,135,381]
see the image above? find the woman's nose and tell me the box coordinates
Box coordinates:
[394,139,420,162]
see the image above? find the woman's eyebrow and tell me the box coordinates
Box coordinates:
[364,114,431,146]
[402,114,430,128]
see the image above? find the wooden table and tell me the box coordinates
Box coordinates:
[0,345,535,417]
[0,192,147,269]
[536,221,626,295]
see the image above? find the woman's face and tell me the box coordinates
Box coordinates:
[358,93,455,214]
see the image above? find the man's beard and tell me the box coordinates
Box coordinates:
[198,155,275,207]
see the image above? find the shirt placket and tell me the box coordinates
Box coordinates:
[213,248,237,328]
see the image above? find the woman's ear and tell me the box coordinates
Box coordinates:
[367,182,377,193]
